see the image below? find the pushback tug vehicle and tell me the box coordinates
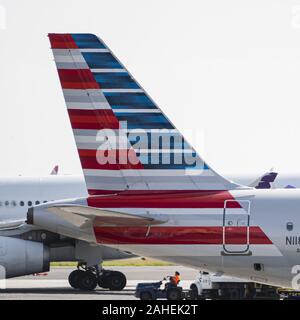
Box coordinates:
[136,272,280,300]
[135,276,185,300]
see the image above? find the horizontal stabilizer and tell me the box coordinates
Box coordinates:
[46,204,165,228]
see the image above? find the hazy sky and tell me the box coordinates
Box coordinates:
[0,0,300,177]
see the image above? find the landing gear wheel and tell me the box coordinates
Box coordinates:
[98,271,127,291]
[107,271,127,291]
[98,272,109,289]
[68,270,85,289]
[98,276,109,289]
[78,271,98,291]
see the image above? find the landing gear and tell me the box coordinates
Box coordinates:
[68,269,85,289]
[68,264,127,291]
[77,271,98,291]
[98,270,127,291]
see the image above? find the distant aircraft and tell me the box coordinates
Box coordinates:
[251,171,278,189]
[228,171,298,189]
[50,165,59,175]
[25,33,300,290]
[0,175,132,290]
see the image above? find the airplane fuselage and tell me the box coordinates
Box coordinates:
[0,176,86,222]
[79,188,300,288]
[2,176,300,288]
[1,172,300,222]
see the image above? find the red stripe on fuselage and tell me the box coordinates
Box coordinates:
[48,33,78,49]
[68,109,119,130]
[58,69,99,89]
[93,226,272,245]
[87,190,241,208]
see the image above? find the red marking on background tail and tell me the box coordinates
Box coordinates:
[68,109,119,130]
[93,226,272,245]
[58,69,99,89]
[79,149,144,170]
[87,190,241,208]
[48,34,78,49]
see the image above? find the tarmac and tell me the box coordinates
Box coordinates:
[0,266,199,300]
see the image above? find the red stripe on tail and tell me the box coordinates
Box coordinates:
[68,109,119,130]
[58,69,99,89]
[79,149,144,170]
[48,34,78,49]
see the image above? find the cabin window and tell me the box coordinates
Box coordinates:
[287,222,293,231]
[35,201,40,205]
[11,201,16,207]
[28,201,32,207]
[20,201,24,206]
[4,201,9,206]
[254,263,264,271]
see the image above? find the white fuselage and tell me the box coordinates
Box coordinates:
[2,174,300,288]
[0,176,87,221]
[85,188,300,289]
[1,172,300,222]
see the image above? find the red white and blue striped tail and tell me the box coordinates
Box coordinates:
[50,165,59,175]
[49,33,241,194]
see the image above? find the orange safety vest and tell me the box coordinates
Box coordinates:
[170,275,180,285]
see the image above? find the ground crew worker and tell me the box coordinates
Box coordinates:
[170,271,181,286]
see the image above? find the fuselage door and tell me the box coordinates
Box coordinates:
[223,200,251,255]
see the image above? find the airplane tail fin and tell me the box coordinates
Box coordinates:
[49,33,242,194]
[50,165,59,175]
[249,170,278,189]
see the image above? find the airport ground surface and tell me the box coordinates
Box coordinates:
[0,266,199,300]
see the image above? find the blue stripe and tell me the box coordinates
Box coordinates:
[141,164,205,169]
[140,159,206,170]
[104,92,157,109]
[82,53,122,69]
[71,34,106,49]
[203,163,210,170]
[137,152,198,165]
[118,113,174,129]
[128,133,192,149]
[136,152,198,162]
[93,73,140,89]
